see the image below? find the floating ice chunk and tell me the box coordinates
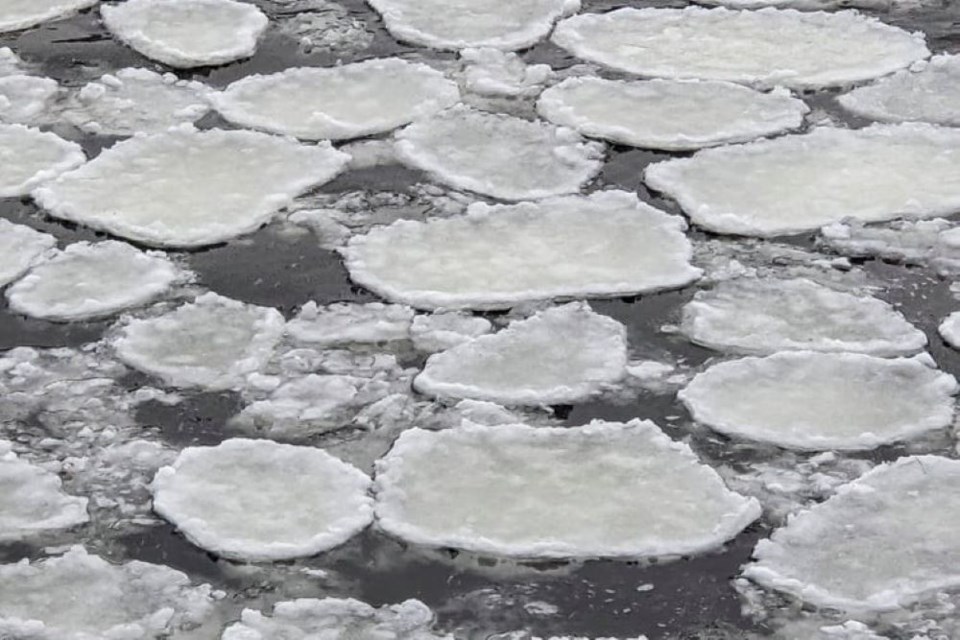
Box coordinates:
[679,352,958,451]
[551,7,928,90]
[0,75,58,124]
[276,2,374,54]
[0,124,84,197]
[112,293,285,390]
[152,438,373,561]
[374,420,760,558]
[211,59,460,141]
[744,455,960,613]
[343,190,700,309]
[287,302,415,345]
[414,303,627,405]
[62,68,211,136]
[461,48,552,97]
[33,126,349,247]
[367,0,578,50]
[938,312,960,350]
[818,218,955,265]
[411,312,493,352]
[0,546,216,639]
[537,78,807,151]
[394,106,603,201]
[101,0,268,68]
[680,277,926,356]
[0,0,97,33]
[0,48,24,76]
[696,0,906,8]
[644,124,960,237]
[6,241,187,321]
[0,219,55,287]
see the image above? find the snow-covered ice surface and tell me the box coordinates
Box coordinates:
[460,48,552,97]
[818,218,960,274]
[411,312,493,353]
[0,124,84,197]
[0,75,58,124]
[938,312,960,349]
[551,7,929,90]
[0,218,55,287]
[287,302,414,345]
[212,59,460,141]
[679,352,958,450]
[537,78,808,151]
[695,0,917,7]
[100,0,268,68]
[645,123,960,237]
[0,0,97,33]
[374,420,760,558]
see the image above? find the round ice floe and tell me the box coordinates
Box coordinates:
[394,106,604,201]
[62,68,211,136]
[101,0,268,68]
[411,312,493,352]
[112,293,285,390]
[6,241,186,321]
[343,190,700,309]
[33,125,349,247]
[374,420,760,558]
[644,123,960,237]
[679,352,958,451]
[744,455,960,613]
[551,7,928,90]
[0,219,55,287]
[938,312,960,349]
[287,302,414,345]
[153,438,373,561]
[367,0,578,50]
[681,277,926,356]
[0,75,58,124]
[0,0,97,33]
[414,302,627,405]
[0,124,84,197]
[211,59,461,141]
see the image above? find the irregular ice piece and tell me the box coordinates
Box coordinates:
[152,438,373,561]
[101,0,268,68]
[414,303,627,405]
[287,302,414,345]
[461,48,552,97]
[276,2,374,55]
[680,277,926,356]
[343,190,700,309]
[33,126,349,247]
[0,0,97,33]
[0,219,55,287]
[374,420,760,558]
[212,59,460,141]
[938,312,960,349]
[367,0,578,50]
[551,7,928,90]
[63,68,211,136]
[537,77,807,151]
[744,455,960,613]
[696,0,907,7]
[6,241,186,321]
[394,106,603,201]
[679,352,958,451]
[0,75,58,124]
[818,218,957,266]
[644,124,960,237]
[112,293,285,390]
[0,124,84,196]
[0,546,216,639]
[0,47,24,76]
[411,312,493,352]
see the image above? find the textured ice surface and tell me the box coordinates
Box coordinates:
[63,68,211,135]
[0,546,215,639]
[679,352,958,450]
[152,438,373,561]
[537,78,807,151]
[0,75,58,124]
[394,106,604,201]
[343,190,700,309]
[680,277,926,356]
[696,0,911,7]
[235,374,371,436]
[6,241,186,321]
[367,0,578,50]
[0,124,84,197]
[938,312,960,349]
[212,59,460,141]
[374,420,760,558]
[414,303,627,405]
[287,302,415,345]
[551,7,928,90]
[275,1,374,55]
[645,124,960,237]
[34,125,349,247]
[101,0,268,68]
[0,0,97,33]
[744,455,960,613]
[411,312,493,352]
[0,219,55,287]
[819,218,960,277]
[461,48,552,97]
[113,293,285,390]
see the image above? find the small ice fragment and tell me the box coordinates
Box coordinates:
[0,0,97,33]
[411,312,493,352]
[938,312,960,349]
[818,218,955,265]
[152,438,373,561]
[461,48,552,97]
[287,302,415,345]
[696,0,909,7]
[0,124,84,196]
[0,219,55,287]
[0,75,58,124]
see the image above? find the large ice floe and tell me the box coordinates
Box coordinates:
[211,59,461,141]
[0,219,55,287]
[744,455,960,613]
[101,0,268,68]
[551,7,928,90]
[0,0,97,33]
[366,0,579,50]
[374,420,761,558]
[33,125,349,247]
[343,190,700,309]
[537,78,808,151]
[287,302,415,345]
[0,75,59,125]
[112,293,285,390]
[394,106,604,201]
[414,303,627,405]
[679,352,958,451]
[6,241,187,321]
[680,277,926,356]
[0,124,84,196]
[152,438,373,561]
[644,123,960,237]
[0,546,216,639]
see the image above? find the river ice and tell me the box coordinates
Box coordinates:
[287,302,415,345]
[0,218,55,287]
[460,48,552,97]
[0,75,58,124]
[0,0,97,33]
[0,124,84,196]
[411,312,493,352]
